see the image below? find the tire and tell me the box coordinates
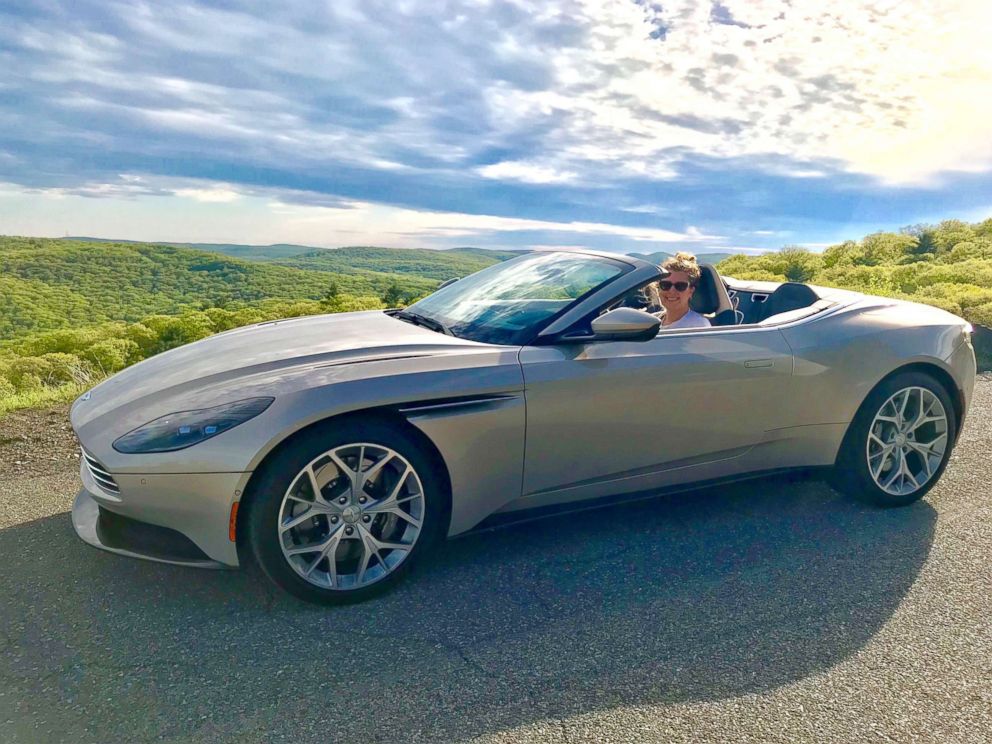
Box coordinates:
[830,371,957,507]
[244,417,447,605]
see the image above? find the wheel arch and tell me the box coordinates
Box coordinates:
[870,362,964,442]
[836,361,964,469]
[234,407,453,559]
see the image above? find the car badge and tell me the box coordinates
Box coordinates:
[81,391,91,401]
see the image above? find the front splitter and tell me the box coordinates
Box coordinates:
[72,487,231,570]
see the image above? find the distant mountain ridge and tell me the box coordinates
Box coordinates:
[64,237,522,263]
[626,250,735,267]
[64,237,732,267]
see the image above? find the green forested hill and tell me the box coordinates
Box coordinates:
[4,222,992,417]
[154,242,317,260]
[64,238,522,266]
[0,237,438,339]
[273,246,511,280]
[0,274,102,337]
[443,247,524,261]
[66,237,318,261]
[715,218,992,346]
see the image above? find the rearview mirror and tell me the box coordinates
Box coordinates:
[588,307,660,341]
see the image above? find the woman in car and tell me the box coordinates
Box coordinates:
[657,252,711,330]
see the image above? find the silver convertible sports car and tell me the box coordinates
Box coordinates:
[71,249,977,603]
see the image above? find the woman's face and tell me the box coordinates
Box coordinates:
[659,270,695,315]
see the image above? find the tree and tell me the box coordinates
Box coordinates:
[381,282,404,307]
[822,240,858,268]
[908,229,939,258]
[776,246,819,282]
[933,220,975,254]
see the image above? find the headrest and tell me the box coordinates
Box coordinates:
[762,282,819,319]
[689,264,721,315]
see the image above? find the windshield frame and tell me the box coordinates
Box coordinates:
[402,250,637,346]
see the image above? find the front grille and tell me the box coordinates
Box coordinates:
[82,449,120,494]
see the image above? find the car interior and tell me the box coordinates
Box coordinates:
[607,264,828,331]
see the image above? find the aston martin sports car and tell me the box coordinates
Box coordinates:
[71,249,977,604]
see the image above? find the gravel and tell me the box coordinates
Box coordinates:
[1,379,990,743]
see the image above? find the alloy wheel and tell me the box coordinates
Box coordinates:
[277,443,425,590]
[866,386,949,496]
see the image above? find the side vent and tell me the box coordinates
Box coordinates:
[82,449,120,494]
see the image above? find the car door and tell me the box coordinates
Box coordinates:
[518,325,794,505]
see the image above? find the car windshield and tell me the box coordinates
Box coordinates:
[404,251,630,345]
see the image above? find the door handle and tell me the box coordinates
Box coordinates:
[744,359,774,368]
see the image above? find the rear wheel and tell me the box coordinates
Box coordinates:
[245,419,446,604]
[831,372,956,507]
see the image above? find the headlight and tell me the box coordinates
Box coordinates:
[113,397,274,454]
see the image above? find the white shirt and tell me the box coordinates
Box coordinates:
[659,309,711,330]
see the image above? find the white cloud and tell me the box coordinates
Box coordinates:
[477,160,577,184]
[269,196,719,244]
[0,179,716,248]
[10,1,992,190]
[3,0,991,251]
[541,0,992,184]
[174,186,241,203]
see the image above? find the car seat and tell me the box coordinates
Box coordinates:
[757,282,819,322]
[690,264,737,326]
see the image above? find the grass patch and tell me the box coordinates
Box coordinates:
[0,381,90,419]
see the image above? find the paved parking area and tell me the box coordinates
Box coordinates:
[1,379,990,743]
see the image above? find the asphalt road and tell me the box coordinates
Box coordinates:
[1,380,991,743]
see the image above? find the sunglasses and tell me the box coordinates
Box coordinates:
[659,280,692,292]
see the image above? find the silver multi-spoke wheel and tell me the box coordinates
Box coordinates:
[866,386,949,496]
[278,443,425,590]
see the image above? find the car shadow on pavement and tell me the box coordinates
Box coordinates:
[0,473,935,744]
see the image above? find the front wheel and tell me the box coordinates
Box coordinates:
[831,372,957,507]
[245,419,447,604]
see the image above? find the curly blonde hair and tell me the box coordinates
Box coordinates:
[660,251,701,285]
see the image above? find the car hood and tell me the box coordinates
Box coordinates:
[71,310,494,429]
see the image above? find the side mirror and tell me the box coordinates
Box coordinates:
[588,307,660,341]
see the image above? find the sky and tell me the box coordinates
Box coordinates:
[1,0,991,255]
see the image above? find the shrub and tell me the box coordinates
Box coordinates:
[39,353,96,386]
[915,283,992,310]
[13,326,118,357]
[818,265,897,294]
[966,302,992,328]
[914,261,992,290]
[17,373,43,392]
[908,295,962,316]
[123,323,160,358]
[142,313,214,354]
[82,339,139,374]
[2,357,54,390]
